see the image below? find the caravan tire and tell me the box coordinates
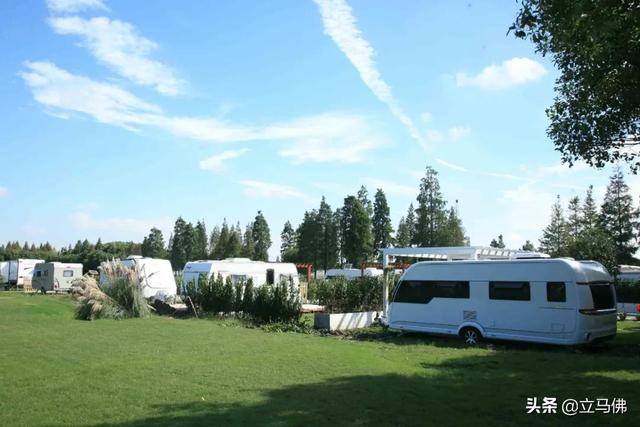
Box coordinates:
[460,327,481,346]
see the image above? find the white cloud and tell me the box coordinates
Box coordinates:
[199,148,249,172]
[49,16,182,96]
[363,178,415,198]
[534,161,589,178]
[20,61,160,130]
[0,186,7,197]
[455,57,547,90]
[448,126,471,142]
[499,183,556,239]
[436,158,468,172]
[314,0,425,149]
[47,0,107,13]
[419,112,432,123]
[481,171,533,182]
[69,211,172,236]
[21,62,384,163]
[240,180,313,202]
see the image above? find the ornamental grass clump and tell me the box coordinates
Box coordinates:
[70,260,151,320]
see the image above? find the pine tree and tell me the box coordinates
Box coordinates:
[224,223,243,258]
[372,189,393,254]
[490,235,506,249]
[340,196,373,266]
[280,220,297,261]
[440,205,466,246]
[182,222,195,262]
[296,211,321,268]
[395,216,410,247]
[252,211,271,261]
[141,227,166,258]
[414,166,447,246]
[600,167,639,264]
[521,240,535,251]
[581,185,599,230]
[539,195,569,257]
[566,196,581,240]
[242,223,255,259]
[193,220,208,260]
[170,217,187,270]
[213,220,230,259]
[357,185,373,217]
[317,197,339,271]
[208,226,220,258]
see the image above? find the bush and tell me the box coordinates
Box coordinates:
[310,276,384,313]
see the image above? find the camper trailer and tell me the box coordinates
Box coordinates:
[0,261,9,283]
[387,259,617,346]
[6,259,45,287]
[325,268,383,280]
[181,258,299,293]
[100,256,176,301]
[32,262,83,293]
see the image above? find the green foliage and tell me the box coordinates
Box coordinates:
[340,195,373,266]
[521,240,536,251]
[193,221,208,260]
[141,227,166,259]
[252,211,271,261]
[511,0,640,170]
[490,234,506,249]
[414,166,447,246]
[600,167,639,264]
[395,204,416,247]
[242,222,255,259]
[539,195,568,257]
[243,278,255,314]
[372,189,393,255]
[280,220,298,262]
[310,276,383,313]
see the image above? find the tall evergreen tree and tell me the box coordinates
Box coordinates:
[372,189,393,254]
[539,195,569,257]
[182,222,195,262]
[193,220,208,260]
[357,185,373,217]
[442,205,466,246]
[280,220,297,261]
[252,211,271,261]
[600,167,639,264]
[213,219,230,259]
[242,223,255,259]
[297,211,321,268]
[414,166,447,246]
[521,240,535,251]
[141,227,166,258]
[581,185,599,230]
[208,226,220,258]
[395,216,410,247]
[317,197,339,271]
[566,196,581,241]
[340,196,373,266]
[170,217,187,270]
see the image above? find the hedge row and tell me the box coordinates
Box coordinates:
[307,276,385,313]
[184,274,301,323]
[615,282,640,303]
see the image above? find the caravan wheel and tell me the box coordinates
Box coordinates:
[460,327,481,346]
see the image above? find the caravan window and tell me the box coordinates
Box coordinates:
[266,269,275,285]
[230,274,247,284]
[63,270,74,278]
[589,284,615,310]
[394,281,469,304]
[489,282,530,301]
[546,282,566,302]
[36,271,42,277]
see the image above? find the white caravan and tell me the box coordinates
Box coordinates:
[0,261,10,283]
[325,268,384,280]
[100,256,176,301]
[32,262,83,292]
[6,259,45,286]
[387,259,617,346]
[181,258,299,293]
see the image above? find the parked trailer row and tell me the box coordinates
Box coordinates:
[0,259,45,286]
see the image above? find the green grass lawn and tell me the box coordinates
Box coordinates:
[0,293,638,426]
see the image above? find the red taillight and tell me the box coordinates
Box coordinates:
[636,304,640,313]
[579,308,597,315]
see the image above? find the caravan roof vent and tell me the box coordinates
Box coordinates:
[225,258,252,263]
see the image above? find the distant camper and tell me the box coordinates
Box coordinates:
[181,258,299,293]
[32,262,83,293]
[5,259,45,286]
[99,256,176,301]
[387,259,617,346]
[325,268,383,280]
[0,261,10,283]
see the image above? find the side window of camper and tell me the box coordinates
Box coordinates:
[546,282,566,302]
[63,270,74,278]
[266,269,275,285]
[230,274,247,284]
[36,271,42,277]
[489,282,530,301]
[394,281,469,303]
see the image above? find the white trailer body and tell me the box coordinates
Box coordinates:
[325,268,383,280]
[100,256,176,301]
[7,259,45,286]
[0,261,10,283]
[181,258,299,293]
[387,259,617,346]
[32,262,83,292]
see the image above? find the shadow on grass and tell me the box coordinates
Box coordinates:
[95,349,638,427]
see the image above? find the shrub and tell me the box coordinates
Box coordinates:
[233,280,244,313]
[242,279,255,314]
[311,276,384,313]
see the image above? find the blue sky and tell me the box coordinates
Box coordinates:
[1,0,636,260]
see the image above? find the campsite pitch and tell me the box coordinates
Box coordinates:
[0,293,638,426]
